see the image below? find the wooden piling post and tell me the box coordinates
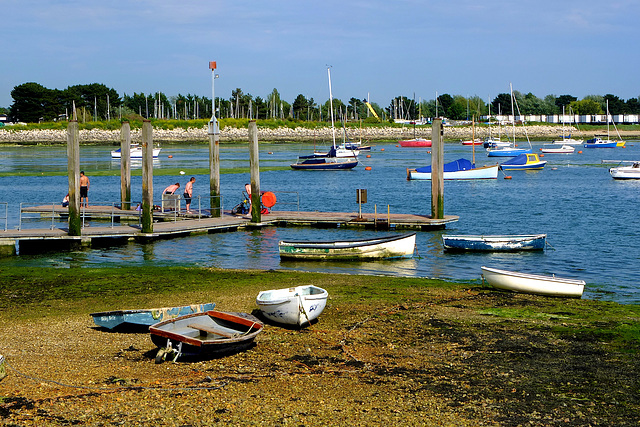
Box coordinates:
[120,122,131,210]
[67,119,81,236]
[208,119,221,217]
[141,120,153,233]
[431,118,444,219]
[248,120,261,224]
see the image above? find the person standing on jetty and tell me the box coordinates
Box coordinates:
[183,177,195,213]
[79,171,90,207]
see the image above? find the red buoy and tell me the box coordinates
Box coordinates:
[540,154,544,157]
[578,150,582,154]
[365,166,372,171]
[381,148,385,151]
[366,154,371,158]
[168,155,173,158]
[504,176,512,180]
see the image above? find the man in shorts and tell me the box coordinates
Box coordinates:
[183,177,195,213]
[80,171,90,207]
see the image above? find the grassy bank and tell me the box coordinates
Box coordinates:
[1,266,638,425]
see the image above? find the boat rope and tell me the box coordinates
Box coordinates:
[413,243,422,259]
[4,361,228,392]
[545,240,556,251]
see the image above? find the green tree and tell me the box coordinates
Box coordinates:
[570,99,602,115]
[555,94,577,111]
[492,93,512,116]
[292,94,309,120]
[10,82,56,122]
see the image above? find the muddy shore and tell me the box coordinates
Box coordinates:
[1,268,638,426]
[1,125,639,144]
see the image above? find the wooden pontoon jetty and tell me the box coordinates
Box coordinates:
[1,205,457,255]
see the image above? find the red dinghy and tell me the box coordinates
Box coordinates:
[399,138,432,147]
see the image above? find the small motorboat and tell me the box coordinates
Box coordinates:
[149,310,264,361]
[609,161,640,179]
[443,234,546,252]
[91,303,215,330]
[111,144,162,159]
[278,233,416,260]
[481,266,585,298]
[256,285,328,327]
[540,144,575,154]
[0,354,6,382]
[500,153,547,171]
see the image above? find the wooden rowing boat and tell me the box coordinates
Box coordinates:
[481,266,585,298]
[91,303,215,330]
[149,311,263,361]
[442,234,546,252]
[256,285,328,327]
[278,233,416,260]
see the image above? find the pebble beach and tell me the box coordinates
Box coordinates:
[2,124,636,144]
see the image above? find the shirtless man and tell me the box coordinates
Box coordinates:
[163,183,180,194]
[79,171,90,207]
[183,177,195,213]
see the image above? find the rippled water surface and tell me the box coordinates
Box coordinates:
[1,140,639,303]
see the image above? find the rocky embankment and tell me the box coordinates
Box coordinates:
[0,124,634,144]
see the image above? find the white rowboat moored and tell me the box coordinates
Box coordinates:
[481,266,585,298]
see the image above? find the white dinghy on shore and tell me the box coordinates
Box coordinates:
[256,285,328,327]
[481,266,585,298]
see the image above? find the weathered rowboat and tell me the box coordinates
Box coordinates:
[278,233,416,260]
[149,311,264,361]
[91,303,215,330]
[0,354,6,382]
[256,285,328,327]
[442,234,546,252]
[481,266,585,298]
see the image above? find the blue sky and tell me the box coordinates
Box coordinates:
[2,0,638,109]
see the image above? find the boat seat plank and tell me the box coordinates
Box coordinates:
[187,323,237,338]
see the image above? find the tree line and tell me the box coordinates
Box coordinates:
[5,81,640,124]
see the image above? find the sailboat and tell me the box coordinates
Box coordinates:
[553,105,583,145]
[407,116,499,180]
[487,84,533,157]
[584,100,625,148]
[399,94,431,147]
[290,68,358,170]
[483,99,508,148]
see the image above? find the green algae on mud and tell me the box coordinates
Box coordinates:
[1,267,639,425]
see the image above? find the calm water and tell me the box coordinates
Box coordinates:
[1,140,639,303]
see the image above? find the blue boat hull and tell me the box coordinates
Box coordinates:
[442,234,546,252]
[91,303,216,330]
[487,148,532,157]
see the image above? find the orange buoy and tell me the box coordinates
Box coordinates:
[396,144,399,147]
[427,151,431,154]
[365,166,372,171]
[268,152,273,154]
[540,154,544,157]
[578,150,582,154]
[381,148,385,151]
[168,155,173,158]
[261,191,277,208]
[504,176,512,180]
[366,154,371,158]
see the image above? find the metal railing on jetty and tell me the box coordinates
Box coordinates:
[18,201,144,230]
[10,191,298,231]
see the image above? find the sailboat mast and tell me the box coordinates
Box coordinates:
[472,115,476,165]
[328,67,336,148]
[510,83,516,144]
